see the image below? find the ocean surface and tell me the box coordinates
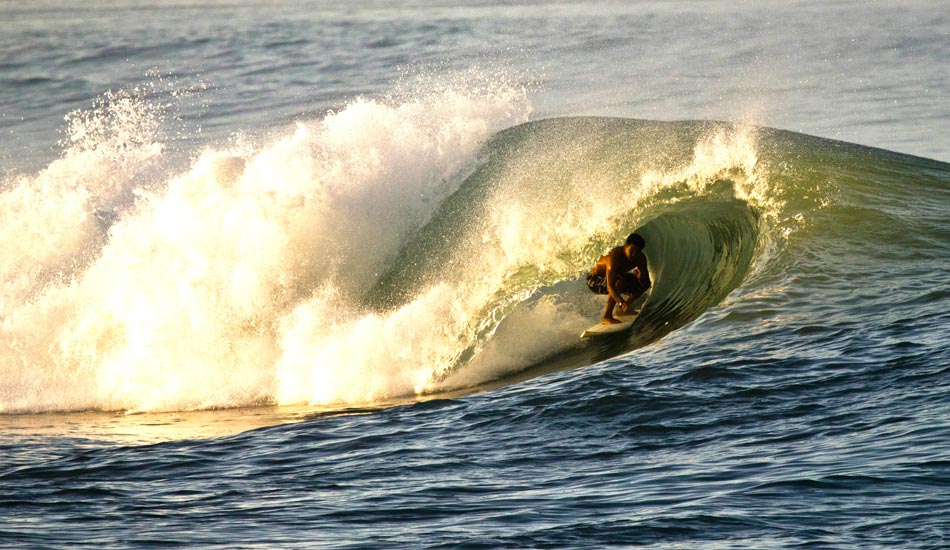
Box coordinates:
[2,1,949,548]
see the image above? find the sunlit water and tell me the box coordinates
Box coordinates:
[1,1,948,548]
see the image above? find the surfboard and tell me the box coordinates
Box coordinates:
[580,311,639,338]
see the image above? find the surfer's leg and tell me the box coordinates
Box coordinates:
[602,295,620,324]
[614,276,645,316]
[587,272,608,294]
[619,275,645,301]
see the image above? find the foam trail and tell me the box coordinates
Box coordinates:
[0,77,531,413]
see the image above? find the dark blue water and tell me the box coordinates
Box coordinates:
[3,344,948,547]
[2,1,949,548]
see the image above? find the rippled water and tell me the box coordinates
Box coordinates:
[2,1,948,548]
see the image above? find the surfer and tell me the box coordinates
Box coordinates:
[587,233,651,325]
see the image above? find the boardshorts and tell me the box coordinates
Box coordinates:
[586,272,646,295]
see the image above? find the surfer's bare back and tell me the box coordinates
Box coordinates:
[587,233,651,324]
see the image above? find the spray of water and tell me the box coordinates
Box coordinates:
[1,74,531,413]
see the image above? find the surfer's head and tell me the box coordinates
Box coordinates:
[625,233,645,251]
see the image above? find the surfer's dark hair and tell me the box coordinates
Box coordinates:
[625,233,645,249]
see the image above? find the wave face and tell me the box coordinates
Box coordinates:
[367,118,766,388]
[2,96,947,413]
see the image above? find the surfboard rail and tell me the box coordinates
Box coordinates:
[580,312,639,338]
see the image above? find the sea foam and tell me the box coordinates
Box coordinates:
[0,75,531,413]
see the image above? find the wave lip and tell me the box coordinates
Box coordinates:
[372,117,767,393]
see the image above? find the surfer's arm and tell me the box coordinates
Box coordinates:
[605,266,631,308]
[634,255,651,289]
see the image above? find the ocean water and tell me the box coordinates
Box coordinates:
[1,1,949,548]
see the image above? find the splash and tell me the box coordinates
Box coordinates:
[0,89,165,311]
[0,74,531,413]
